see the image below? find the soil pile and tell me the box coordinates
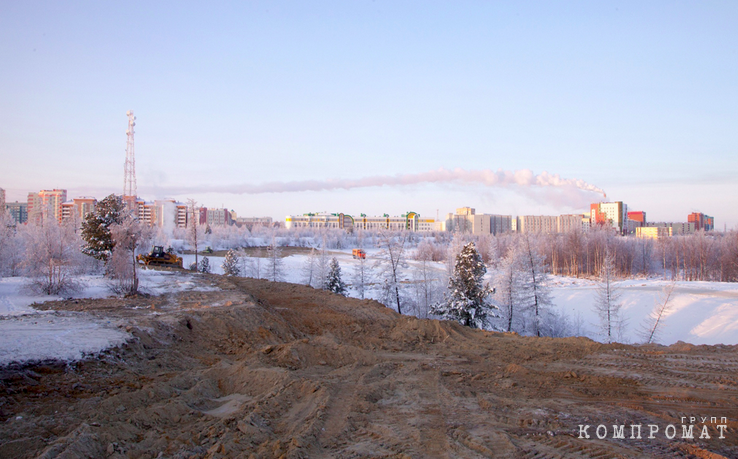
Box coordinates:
[1,275,737,458]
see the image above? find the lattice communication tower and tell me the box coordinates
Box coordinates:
[123,110,137,200]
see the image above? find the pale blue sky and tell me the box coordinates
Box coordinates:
[2,1,736,228]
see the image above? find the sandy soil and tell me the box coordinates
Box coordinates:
[1,274,736,458]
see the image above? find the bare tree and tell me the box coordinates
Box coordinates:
[351,249,370,299]
[375,231,409,314]
[640,282,676,344]
[301,248,318,287]
[108,216,153,295]
[24,221,83,295]
[243,256,263,279]
[315,242,330,289]
[266,235,285,282]
[594,249,624,343]
[0,212,16,278]
[494,245,524,333]
[520,235,553,337]
[187,199,203,269]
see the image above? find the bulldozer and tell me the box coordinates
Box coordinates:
[137,246,183,268]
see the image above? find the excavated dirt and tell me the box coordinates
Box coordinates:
[1,274,737,458]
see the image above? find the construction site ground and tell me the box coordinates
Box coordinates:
[1,273,736,458]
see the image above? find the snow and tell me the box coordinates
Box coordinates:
[2,249,737,368]
[0,269,216,367]
[549,277,738,345]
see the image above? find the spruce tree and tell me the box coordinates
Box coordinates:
[325,257,347,295]
[222,249,240,276]
[80,194,125,263]
[432,242,497,329]
[199,256,211,273]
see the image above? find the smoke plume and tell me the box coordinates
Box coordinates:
[162,168,605,198]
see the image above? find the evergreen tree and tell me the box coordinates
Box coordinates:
[80,194,125,263]
[199,256,211,273]
[432,242,498,329]
[222,249,240,276]
[325,257,347,295]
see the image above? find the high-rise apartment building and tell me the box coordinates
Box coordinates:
[60,197,97,225]
[5,202,28,224]
[39,189,67,224]
[590,201,628,234]
[0,188,5,215]
[688,212,714,231]
[27,192,42,225]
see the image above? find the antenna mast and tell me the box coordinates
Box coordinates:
[123,110,137,201]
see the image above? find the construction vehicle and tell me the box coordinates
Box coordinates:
[352,248,366,259]
[137,246,183,268]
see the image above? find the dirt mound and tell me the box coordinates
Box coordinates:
[1,275,737,458]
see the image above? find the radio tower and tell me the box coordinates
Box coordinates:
[123,110,137,210]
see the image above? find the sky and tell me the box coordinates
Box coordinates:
[1,1,737,229]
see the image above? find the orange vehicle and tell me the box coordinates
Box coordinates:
[352,249,366,259]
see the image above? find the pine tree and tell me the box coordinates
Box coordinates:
[432,242,498,329]
[199,256,211,273]
[222,249,240,276]
[80,194,125,263]
[325,257,347,295]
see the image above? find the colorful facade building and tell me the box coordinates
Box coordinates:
[590,201,628,234]
[688,212,714,231]
[61,197,97,225]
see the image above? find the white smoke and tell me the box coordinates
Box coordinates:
[159,168,605,198]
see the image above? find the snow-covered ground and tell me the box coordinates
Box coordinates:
[0,270,218,367]
[550,277,738,346]
[2,250,737,367]
[184,249,738,346]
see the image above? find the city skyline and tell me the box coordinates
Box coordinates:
[2,2,736,228]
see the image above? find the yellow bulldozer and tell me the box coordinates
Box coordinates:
[137,246,183,268]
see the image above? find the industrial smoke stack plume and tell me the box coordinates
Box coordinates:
[164,167,606,199]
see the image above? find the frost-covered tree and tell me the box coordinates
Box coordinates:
[594,249,624,343]
[325,257,347,295]
[0,212,16,278]
[640,282,676,344]
[222,249,240,276]
[375,231,409,314]
[314,240,330,289]
[187,199,203,268]
[266,236,285,282]
[199,256,211,274]
[410,244,444,319]
[301,248,318,287]
[25,221,83,295]
[351,252,370,299]
[108,216,152,295]
[494,246,525,332]
[432,242,498,329]
[520,235,553,337]
[243,256,262,279]
[80,194,125,263]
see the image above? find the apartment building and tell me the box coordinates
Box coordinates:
[591,201,629,234]
[61,197,97,225]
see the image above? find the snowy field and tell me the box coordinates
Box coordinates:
[2,249,737,367]
[0,270,217,367]
[186,249,738,346]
